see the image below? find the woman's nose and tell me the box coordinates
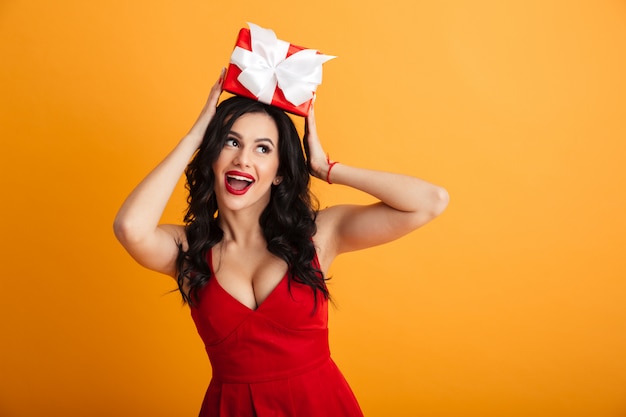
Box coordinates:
[233,150,251,167]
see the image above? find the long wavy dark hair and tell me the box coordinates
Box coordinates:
[175,96,328,307]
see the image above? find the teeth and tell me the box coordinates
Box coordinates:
[227,174,253,183]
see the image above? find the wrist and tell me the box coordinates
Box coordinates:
[325,154,339,184]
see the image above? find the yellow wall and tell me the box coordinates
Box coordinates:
[2,1,625,416]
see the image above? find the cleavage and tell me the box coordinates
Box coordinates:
[212,247,288,310]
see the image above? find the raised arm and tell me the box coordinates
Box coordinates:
[306,106,449,269]
[113,70,224,277]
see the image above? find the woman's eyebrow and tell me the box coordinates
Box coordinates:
[255,138,275,147]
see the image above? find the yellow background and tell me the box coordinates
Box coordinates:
[2,1,625,416]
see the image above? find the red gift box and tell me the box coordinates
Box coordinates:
[223,24,334,117]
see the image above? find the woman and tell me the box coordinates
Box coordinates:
[114,70,449,416]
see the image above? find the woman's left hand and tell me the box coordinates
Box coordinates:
[303,104,331,181]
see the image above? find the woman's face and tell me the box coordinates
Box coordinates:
[212,112,281,214]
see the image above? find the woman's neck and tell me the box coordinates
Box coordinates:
[217,208,265,247]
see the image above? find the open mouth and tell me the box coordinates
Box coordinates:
[225,172,255,194]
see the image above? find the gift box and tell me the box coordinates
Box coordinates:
[223,23,335,117]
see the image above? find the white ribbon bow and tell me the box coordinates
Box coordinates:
[230,23,335,106]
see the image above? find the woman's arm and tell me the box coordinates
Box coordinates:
[306,106,449,267]
[113,70,224,277]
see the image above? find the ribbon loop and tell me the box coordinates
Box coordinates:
[229,23,335,107]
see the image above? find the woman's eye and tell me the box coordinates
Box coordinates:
[225,138,238,147]
[257,145,271,154]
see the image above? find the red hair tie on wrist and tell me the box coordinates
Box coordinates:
[326,154,339,184]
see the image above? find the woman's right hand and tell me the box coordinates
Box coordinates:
[186,68,226,144]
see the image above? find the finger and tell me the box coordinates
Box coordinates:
[306,108,317,138]
[209,68,225,94]
[207,68,226,105]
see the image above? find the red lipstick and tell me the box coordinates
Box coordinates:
[224,170,255,195]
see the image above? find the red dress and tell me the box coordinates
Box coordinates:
[190,249,364,417]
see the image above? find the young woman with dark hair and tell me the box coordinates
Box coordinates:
[114,70,449,416]
[177,95,325,307]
